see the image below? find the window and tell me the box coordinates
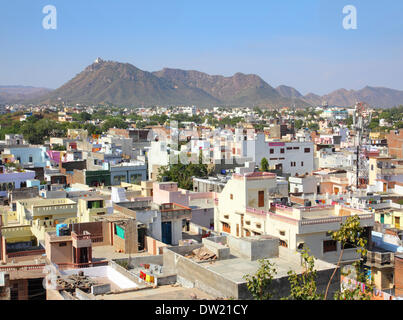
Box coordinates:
[291,162,296,167]
[59,242,67,247]
[256,223,261,229]
[130,173,142,184]
[304,148,310,153]
[230,194,233,200]
[258,190,264,207]
[222,222,231,233]
[279,230,285,236]
[301,161,304,167]
[29,155,33,162]
[280,148,285,154]
[113,175,126,185]
[270,149,274,154]
[115,225,125,239]
[279,240,288,247]
[323,240,337,253]
[236,224,240,237]
[287,147,292,150]
[293,147,299,150]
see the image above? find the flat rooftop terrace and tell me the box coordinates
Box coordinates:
[92,245,151,261]
[197,247,336,283]
[94,284,215,300]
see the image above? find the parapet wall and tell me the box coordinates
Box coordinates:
[227,236,279,261]
[202,237,230,260]
[163,246,240,299]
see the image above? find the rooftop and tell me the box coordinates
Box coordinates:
[94,284,214,300]
[193,246,335,283]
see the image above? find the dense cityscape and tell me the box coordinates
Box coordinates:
[0,98,402,301]
[2,1,403,313]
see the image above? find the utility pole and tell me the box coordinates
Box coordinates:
[356,145,359,189]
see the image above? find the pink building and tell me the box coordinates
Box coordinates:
[152,182,190,207]
[152,182,216,229]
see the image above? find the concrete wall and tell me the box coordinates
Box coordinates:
[226,236,279,261]
[202,237,230,260]
[191,208,214,229]
[114,255,164,269]
[145,236,169,255]
[45,233,73,264]
[163,245,241,299]
[163,244,340,300]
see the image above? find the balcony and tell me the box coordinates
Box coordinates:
[246,207,374,234]
[366,251,394,268]
[31,203,77,217]
[379,167,403,176]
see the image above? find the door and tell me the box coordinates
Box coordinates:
[383,183,387,192]
[258,191,264,207]
[380,214,385,224]
[395,217,400,229]
[334,187,340,195]
[161,221,172,245]
[79,247,88,263]
[138,227,146,251]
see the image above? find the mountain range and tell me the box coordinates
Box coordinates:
[0,86,52,105]
[2,59,403,108]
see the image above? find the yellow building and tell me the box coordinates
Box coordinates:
[77,197,107,223]
[14,198,78,241]
[120,181,154,198]
[375,209,402,230]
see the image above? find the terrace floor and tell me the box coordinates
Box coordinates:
[195,247,336,283]
[94,284,215,300]
[92,245,151,261]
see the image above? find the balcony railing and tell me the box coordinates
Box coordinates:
[245,207,374,231]
[71,231,91,241]
[366,251,394,266]
[0,264,46,271]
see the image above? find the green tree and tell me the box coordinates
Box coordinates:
[324,215,369,300]
[260,157,269,172]
[294,119,304,130]
[52,144,66,151]
[308,122,319,131]
[157,154,208,190]
[284,247,323,300]
[243,259,277,300]
[101,117,127,132]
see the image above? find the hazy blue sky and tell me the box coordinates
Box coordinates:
[1,0,403,95]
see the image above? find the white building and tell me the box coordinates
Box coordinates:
[214,170,374,264]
